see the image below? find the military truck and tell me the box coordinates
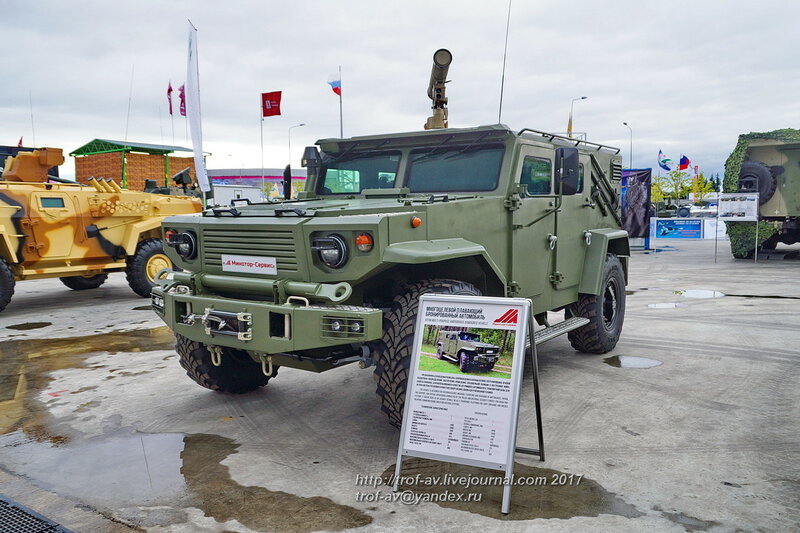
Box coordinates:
[153,49,629,427]
[436,331,500,372]
[724,130,800,257]
[0,148,202,312]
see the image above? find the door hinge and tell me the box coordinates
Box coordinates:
[506,281,521,296]
[549,271,565,285]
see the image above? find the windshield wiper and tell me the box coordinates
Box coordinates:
[410,135,457,163]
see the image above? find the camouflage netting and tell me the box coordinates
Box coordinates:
[723,128,800,257]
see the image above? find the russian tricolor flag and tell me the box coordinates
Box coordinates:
[327,73,341,96]
[679,155,691,170]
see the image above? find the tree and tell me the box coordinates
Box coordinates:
[665,171,692,200]
[692,172,716,203]
[651,175,669,203]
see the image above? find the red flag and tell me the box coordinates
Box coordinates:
[178,84,186,117]
[167,82,173,115]
[261,91,282,117]
[17,136,23,147]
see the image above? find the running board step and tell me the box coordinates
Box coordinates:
[528,317,590,346]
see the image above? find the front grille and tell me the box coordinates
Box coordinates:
[202,228,298,273]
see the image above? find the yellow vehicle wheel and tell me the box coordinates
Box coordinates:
[145,253,171,282]
[60,273,108,291]
[126,239,173,298]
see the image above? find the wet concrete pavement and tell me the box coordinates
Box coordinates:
[0,239,798,532]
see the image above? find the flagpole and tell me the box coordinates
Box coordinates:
[338,65,343,137]
[260,108,265,197]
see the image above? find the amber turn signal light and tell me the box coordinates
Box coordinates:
[411,216,423,228]
[355,233,374,252]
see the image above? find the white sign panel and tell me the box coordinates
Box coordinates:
[398,295,530,471]
[221,254,277,275]
[718,193,759,221]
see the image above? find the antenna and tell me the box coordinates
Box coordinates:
[498,0,512,123]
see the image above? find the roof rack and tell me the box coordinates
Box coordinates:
[517,128,621,154]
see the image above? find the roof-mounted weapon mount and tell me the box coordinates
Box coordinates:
[424,49,452,130]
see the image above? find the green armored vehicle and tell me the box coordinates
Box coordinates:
[436,331,500,372]
[152,50,629,426]
[724,130,800,257]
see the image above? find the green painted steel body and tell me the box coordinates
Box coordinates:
[153,125,628,370]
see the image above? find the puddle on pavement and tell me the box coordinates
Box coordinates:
[5,321,52,330]
[0,431,371,531]
[724,293,800,300]
[647,303,687,309]
[132,305,154,311]
[0,327,176,437]
[674,289,725,299]
[604,355,663,369]
[655,506,720,531]
[381,458,641,520]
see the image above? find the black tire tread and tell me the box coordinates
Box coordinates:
[176,333,276,394]
[0,258,15,313]
[59,273,108,291]
[372,279,480,428]
[126,239,169,297]
[567,254,626,354]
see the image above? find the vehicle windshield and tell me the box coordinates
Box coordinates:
[318,151,401,194]
[406,144,504,193]
[458,332,480,341]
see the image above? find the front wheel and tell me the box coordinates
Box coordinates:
[176,334,278,393]
[0,258,15,313]
[458,351,471,373]
[567,254,626,354]
[60,273,108,291]
[373,279,481,428]
[126,239,173,297]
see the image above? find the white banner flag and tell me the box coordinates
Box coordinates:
[186,23,210,193]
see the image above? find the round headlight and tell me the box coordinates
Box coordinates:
[330,319,343,332]
[316,234,348,269]
[176,231,197,259]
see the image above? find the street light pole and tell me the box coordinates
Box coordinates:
[623,122,633,168]
[568,96,587,138]
[288,123,306,167]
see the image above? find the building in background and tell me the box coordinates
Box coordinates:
[70,139,195,190]
[207,168,307,199]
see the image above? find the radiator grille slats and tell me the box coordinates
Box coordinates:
[202,228,298,272]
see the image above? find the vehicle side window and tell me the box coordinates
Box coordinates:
[578,163,584,193]
[520,156,551,195]
[40,197,65,208]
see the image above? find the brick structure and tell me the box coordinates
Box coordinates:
[70,139,196,190]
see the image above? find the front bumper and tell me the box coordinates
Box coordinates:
[474,354,499,364]
[151,274,382,355]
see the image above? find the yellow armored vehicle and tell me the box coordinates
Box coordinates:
[0,148,202,312]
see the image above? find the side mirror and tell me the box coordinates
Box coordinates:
[283,164,292,200]
[555,147,580,196]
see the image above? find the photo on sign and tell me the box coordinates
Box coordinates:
[419,325,515,379]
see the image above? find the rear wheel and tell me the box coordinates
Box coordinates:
[0,258,15,313]
[567,254,626,354]
[437,345,445,359]
[126,239,172,297]
[176,333,277,393]
[373,279,481,428]
[59,273,108,291]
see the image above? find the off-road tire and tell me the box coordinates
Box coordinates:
[59,274,108,291]
[0,258,15,313]
[739,160,777,204]
[373,279,481,428]
[176,333,277,393]
[567,254,626,354]
[437,345,445,359]
[126,239,172,297]
[459,351,471,373]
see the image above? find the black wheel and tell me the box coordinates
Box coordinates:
[0,258,15,313]
[372,279,481,428]
[126,239,173,297]
[739,160,777,204]
[676,207,691,218]
[59,273,108,290]
[437,345,445,359]
[176,333,277,393]
[567,254,626,354]
[458,351,471,373]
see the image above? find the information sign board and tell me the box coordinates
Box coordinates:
[718,193,759,221]
[396,295,529,471]
[655,218,703,239]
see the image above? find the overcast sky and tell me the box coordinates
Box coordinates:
[2,0,799,180]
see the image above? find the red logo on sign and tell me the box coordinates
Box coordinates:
[493,309,518,325]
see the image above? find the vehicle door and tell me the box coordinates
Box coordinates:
[28,192,76,258]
